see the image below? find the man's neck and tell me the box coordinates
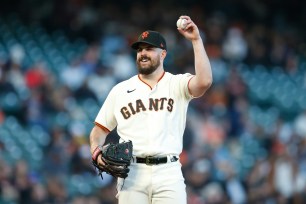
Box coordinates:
[139,68,165,88]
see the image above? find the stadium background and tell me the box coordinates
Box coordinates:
[0,0,306,203]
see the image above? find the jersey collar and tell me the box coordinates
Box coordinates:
[138,71,165,90]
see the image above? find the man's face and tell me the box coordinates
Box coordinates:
[136,44,163,75]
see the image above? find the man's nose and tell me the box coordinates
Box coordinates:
[140,49,148,55]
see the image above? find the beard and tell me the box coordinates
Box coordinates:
[136,56,160,75]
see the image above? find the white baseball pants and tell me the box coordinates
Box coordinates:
[116,160,186,204]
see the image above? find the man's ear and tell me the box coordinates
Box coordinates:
[161,50,167,60]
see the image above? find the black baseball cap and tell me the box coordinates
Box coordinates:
[131,30,167,50]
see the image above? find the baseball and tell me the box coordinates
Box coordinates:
[176,18,187,29]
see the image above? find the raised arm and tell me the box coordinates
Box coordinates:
[178,16,212,97]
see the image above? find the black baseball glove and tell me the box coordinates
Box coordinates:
[92,140,133,179]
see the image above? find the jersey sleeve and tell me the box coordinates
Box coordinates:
[94,87,117,131]
[176,73,195,101]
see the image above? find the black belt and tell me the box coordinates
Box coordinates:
[135,156,178,165]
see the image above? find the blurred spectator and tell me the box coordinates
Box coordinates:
[200,182,228,204]
[79,44,101,75]
[273,147,306,203]
[13,160,32,204]
[45,175,68,203]
[185,158,213,191]
[246,157,274,203]
[70,195,100,204]
[109,49,136,82]
[87,66,117,102]
[222,160,247,204]
[60,58,87,91]
[294,110,306,139]
[6,61,26,92]
[44,127,70,176]
[222,27,248,63]
[0,158,16,202]
[0,107,5,124]
[68,122,95,175]
[244,24,270,66]
[30,182,48,204]
[25,62,48,89]
[73,79,98,102]
[25,88,46,128]
[0,69,16,95]
[269,32,289,67]
[9,44,25,66]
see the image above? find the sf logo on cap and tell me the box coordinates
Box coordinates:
[142,31,149,39]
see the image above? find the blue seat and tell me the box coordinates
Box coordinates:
[28,125,51,147]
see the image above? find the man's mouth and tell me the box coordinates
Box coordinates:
[139,57,150,62]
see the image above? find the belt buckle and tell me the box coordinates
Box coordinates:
[145,156,154,165]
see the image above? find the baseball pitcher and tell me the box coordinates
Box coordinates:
[90,15,212,204]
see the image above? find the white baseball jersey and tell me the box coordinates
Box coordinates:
[95,71,194,157]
